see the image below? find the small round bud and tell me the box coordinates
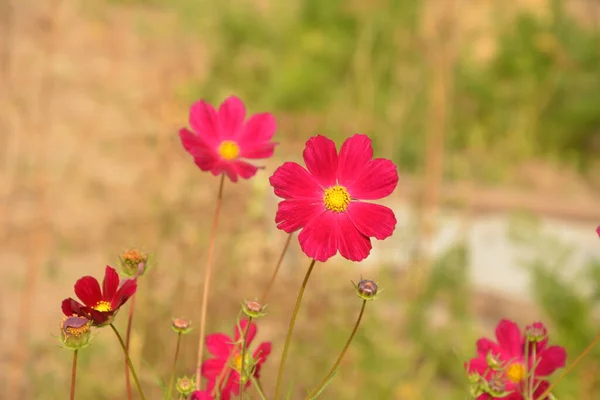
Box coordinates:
[176,376,195,396]
[354,279,379,301]
[59,315,92,350]
[119,248,150,277]
[485,351,502,370]
[242,300,266,318]
[171,318,192,334]
[525,323,547,343]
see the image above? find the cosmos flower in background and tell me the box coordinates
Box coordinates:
[466,319,567,399]
[179,96,277,182]
[270,134,398,262]
[61,266,137,326]
[190,390,214,400]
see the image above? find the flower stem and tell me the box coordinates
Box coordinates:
[110,323,147,400]
[196,174,226,390]
[273,258,317,400]
[239,317,253,399]
[70,350,78,400]
[251,376,267,400]
[305,300,367,400]
[259,233,293,304]
[166,332,183,400]
[125,293,137,400]
[537,331,600,399]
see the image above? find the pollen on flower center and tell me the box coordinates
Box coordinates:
[232,353,252,373]
[323,185,351,212]
[506,362,526,383]
[218,140,240,160]
[93,301,112,312]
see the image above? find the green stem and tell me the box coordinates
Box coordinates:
[70,350,78,400]
[273,258,317,400]
[166,332,183,400]
[239,317,253,399]
[110,323,147,400]
[125,293,137,400]
[305,300,367,400]
[251,376,267,400]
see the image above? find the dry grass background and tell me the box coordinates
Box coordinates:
[1,0,599,399]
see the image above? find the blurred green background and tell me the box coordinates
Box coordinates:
[1,0,599,399]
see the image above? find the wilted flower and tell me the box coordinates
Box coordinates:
[171,317,192,335]
[59,315,92,350]
[119,248,149,277]
[354,279,379,301]
[61,266,137,326]
[176,375,196,396]
[242,300,266,319]
[270,134,398,262]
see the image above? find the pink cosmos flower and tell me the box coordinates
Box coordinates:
[179,96,277,182]
[596,225,599,237]
[191,391,213,400]
[269,134,398,262]
[466,319,567,400]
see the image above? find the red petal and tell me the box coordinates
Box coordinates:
[62,298,83,317]
[336,212,372,262]
[337,134,374,188]
[111,279,137,310]
[238,112,277,158]
[218,96,246,140]
[274,199,325,233]
[253,342,272,365]
[74,276,103,307]
[191,390,214,400]
[465,357,489,376]
[535,346,567,376]
[347,158,398,200]
[495,319,523,357]
[179,128,216,157]
[206,333,233,358]
[241,141,277,160]
[533,380,551,399]
[201,358,227,380]
[192,152,220,173]
[298,211,338,262]
[302,135,338,187]
[235,319,257,345]
[346,202,396,240]
[230,160,259,181]
[269,162,323,200]
[476,338,500,358]
[189,100,220,145]
[102,266,119,300]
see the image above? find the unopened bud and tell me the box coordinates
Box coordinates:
[242,300,266,318]
[354,279,379,300]
[176,376,196,396]
[525,323,547,343]
[171,318,192,334]
[60,315,92,350]
[119,248,150,277]
[486,351,502,370]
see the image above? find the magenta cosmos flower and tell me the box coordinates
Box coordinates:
[191,391,213,400]
[179,96,277,182]
[61,266,137,326]
[269,134,398,262]
[466,319,567,399]
[201,320,271,400]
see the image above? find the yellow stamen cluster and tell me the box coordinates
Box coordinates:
[93,300,112,312]
[323,185,351,212]
[218,140,240,160]
[506,362,526,383]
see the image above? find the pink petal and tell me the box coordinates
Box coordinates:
[465,357,489,376]
[111,279,137,309]
[476,338,500,358]
[270,162,323,200]
[235,319,257,345]
[230,160,260,181]
[596,225,599,237]
[102,266,119,300]
[74,276,103,307]
[238,112,277,158]
[535,346,566,376]
[201,358,227,380]
[180,128,218,158]
[533,380,551,399]
[336,212,372,261]
[302,135,338,187]
[218,96,246,140]
[337,134,374,188]
[206,333,233,358]
[241,142,277,160]
[189,100,220,146]
[298,210,338,262]
[346,202,396,240]
[191,390,214,400]
[347,158,398,200]
[495,319,523,357]
[274,199,325,233]
[253,342,272,365]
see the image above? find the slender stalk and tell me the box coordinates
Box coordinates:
[125,293,137,400]
[528,344,537,400]
[305,300,367,399]
[166,332,183,400]
[196,174,226,390]
[239,317,253,399]
[273,258,317,400]
[260,233,293,304]
[537,331,600,399]
[251,376,267,400]
[110,323,147,400]
[70,350,78,400]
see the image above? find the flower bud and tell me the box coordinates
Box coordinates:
[176,376,196,396]
[525,323,547,343]
[119,248,150,277]
[485,351,502,370]
[242,300,266,318]
[486,374,510,397]
[60,315,92,350]
[354,279,379,301]
[171,318,192,334]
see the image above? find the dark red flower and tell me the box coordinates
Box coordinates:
[61,265,137,326]
[201,319,271,400]
[465,319,566,399]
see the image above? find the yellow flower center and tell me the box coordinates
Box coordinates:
[218,140,240,160]
[506,362,526,383]
[233,353,252,373]
[93,301,112,312]
[323,185,351,212]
